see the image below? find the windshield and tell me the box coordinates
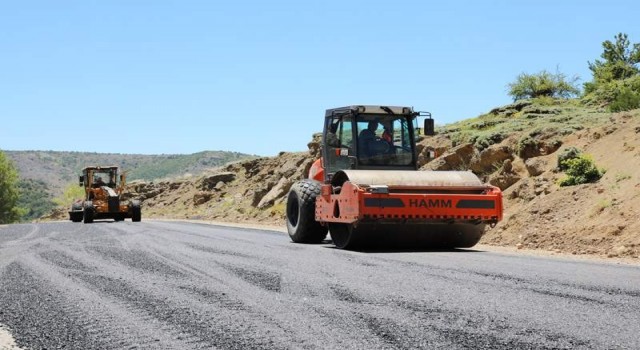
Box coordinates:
[91,169,117,187]
[355,114,414,166]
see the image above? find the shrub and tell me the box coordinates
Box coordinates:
[516,135,537,157]
[556,147,582,170]
[608,86,640,112]
[583,75,640,108]
[449,131,473,147]
[54,183,86,207]
[558,155,604,186]
[508,70,580,100]
[474,132,505,150]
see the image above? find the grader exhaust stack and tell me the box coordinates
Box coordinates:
[285,105,502,249]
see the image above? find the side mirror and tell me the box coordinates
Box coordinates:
[423,118,435,136]
[79,175,84,186]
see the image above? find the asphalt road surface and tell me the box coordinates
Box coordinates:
[1,221,639,349]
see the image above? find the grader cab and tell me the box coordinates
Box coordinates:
[68,166,141,223]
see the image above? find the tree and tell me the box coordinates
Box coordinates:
[0,151,23,224]
[585,33,640,92]
[17,179,56,221]
[507,70,580,101]
[53,183,85,207]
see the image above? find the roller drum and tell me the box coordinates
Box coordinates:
[330,221,486,250]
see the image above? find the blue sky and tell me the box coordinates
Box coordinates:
[1,1,639,156]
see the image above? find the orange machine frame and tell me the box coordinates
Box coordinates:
[315,181,502,225]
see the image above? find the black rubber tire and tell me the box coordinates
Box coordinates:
[130,200,141,222]
[83,201,94,224]
[114,215,125,222]
[70,213,83,222]
[329,223,362,250]
[286,180,327,243]
[70,202,83,222]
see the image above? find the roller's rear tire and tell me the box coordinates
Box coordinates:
[286,180,327,243]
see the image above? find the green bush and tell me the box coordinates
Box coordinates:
[516,135,537,157]
[474,132,505,150]
[53,183,86,207]
[583,75,640,108]
[558,155,604,186]
[449,130,473,147]
[508,70,580,100]
[556,147,582,170]
[608,86,640,112]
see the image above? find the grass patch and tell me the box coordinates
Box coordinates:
[439,99,609,152]
[615,173,632,182]
[269,202,286,217]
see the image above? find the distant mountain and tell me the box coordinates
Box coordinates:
[4,150,257,196]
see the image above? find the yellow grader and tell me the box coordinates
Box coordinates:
[68,166,141,223]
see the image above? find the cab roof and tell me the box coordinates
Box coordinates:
[82,166,119,172]
[325,105,415,117]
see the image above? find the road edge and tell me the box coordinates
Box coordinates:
[0,324,23,350]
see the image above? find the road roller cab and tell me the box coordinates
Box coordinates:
[309,105,433,182]
[286,105,503,249]
[68,166,142,223]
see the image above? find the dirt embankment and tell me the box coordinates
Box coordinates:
[122,135,325,226]
[48,109,640,260]
[486,112,640,259]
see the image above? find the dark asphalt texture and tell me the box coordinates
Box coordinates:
[0,221,639,349]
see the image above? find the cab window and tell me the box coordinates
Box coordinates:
[324,116,353,175]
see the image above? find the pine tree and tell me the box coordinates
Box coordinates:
[585,33,640,92]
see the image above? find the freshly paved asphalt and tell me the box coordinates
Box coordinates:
[1,220,639,349]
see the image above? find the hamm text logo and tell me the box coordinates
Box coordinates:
[408,199,452,208]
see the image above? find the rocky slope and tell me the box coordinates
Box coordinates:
[124,137,323,225]
[47,103,640,260]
